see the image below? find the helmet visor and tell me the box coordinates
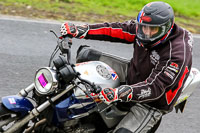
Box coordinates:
[136,21,170,42]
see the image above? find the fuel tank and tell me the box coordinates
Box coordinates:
[74,61,120,97]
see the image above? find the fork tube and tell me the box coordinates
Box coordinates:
[5,84,75,133]
[18,83,35,97]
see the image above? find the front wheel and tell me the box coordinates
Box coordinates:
[0,102,26,133]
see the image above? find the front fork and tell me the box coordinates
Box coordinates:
[18,83,35,97]
[3,84,75,133]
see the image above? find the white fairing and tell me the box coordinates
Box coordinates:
[176,67,200,105]
[73,61,120,98]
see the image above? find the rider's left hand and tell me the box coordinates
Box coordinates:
[99,85,133,105]
[99,88,119,105]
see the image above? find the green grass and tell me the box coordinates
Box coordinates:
[0,0,67,12]
[0,0,200,33]
[74,0,200,18]
[1,0,200,18]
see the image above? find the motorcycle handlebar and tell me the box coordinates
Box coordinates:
[52,33,102,94]
[76,73,102,94]
[58,36,73,64]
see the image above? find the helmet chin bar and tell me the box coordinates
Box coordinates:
[136,22,174,49]
[137,38,160,49]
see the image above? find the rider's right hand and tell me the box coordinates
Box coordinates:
[60,22,89,39]
[60,22,78,38]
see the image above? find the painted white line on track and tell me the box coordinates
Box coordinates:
[193,34,200,39]
[0,15,85,25]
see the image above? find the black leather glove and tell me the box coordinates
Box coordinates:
[99,85,133,105]
[60,22,89,39]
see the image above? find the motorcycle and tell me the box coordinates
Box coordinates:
[0,30,200,133]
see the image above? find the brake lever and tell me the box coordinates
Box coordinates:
[90,83,102,94]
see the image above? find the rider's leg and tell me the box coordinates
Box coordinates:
[76,45,130,83]
[113,103,163,133]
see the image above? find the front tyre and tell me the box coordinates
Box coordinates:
[0,102,26,133]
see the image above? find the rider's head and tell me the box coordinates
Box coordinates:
[136,1,174,48]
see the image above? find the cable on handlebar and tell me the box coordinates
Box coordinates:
[75,82,101,112]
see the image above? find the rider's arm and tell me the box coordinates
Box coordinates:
[85,20,136,44]
[60,20,136,44]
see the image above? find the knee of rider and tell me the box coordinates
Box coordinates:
[115,128,133,133]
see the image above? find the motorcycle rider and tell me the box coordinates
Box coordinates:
[60,1,193,133]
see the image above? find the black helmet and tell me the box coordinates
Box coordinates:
[136,2,174,48]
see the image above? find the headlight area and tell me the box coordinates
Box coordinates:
[34,67,58,95]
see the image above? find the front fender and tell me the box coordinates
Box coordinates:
[2,95,34,116]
